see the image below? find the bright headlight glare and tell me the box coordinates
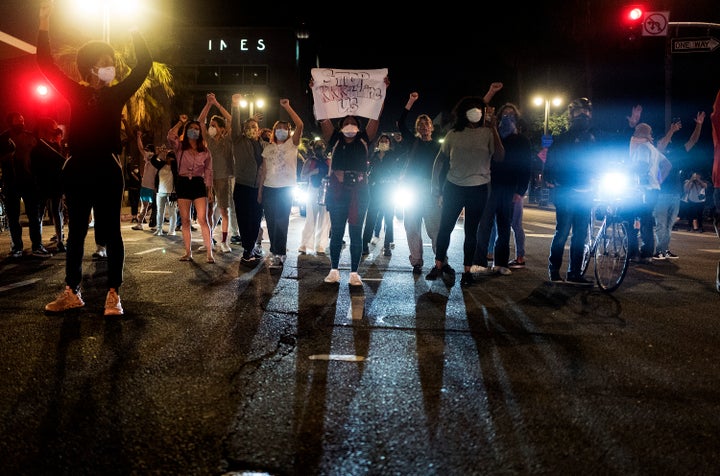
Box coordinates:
[598,172,630,198]
[393,185,415,209]
[293,186,308,203]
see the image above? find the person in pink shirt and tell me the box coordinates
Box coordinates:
[167,114,215,263]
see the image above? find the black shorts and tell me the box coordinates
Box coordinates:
[176,176,206,200]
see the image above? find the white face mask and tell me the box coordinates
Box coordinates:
[466,108,483,124]
[274,129,289,141]
[341,124,359,138]
[208,126,217,138]
[94,66,116,83]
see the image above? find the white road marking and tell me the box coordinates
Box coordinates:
[308,354,367,362]
[0,278,42,293]
[135,247,165,255]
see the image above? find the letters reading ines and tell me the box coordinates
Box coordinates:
[207,38,266,52]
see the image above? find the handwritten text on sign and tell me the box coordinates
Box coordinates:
[311,68,388,120]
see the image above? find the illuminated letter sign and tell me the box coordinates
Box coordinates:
[207,38,266,52]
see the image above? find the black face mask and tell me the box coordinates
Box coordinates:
[570,114,591,131]
[10,124,23,134]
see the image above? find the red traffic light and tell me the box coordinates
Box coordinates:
[627,7,643,21]
[622,4,645,24]
[620,4,647,42]
[36,84,50,97]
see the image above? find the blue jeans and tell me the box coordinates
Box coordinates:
[627,189,659,259]
[511,196,526,259]
[363,183,394,249]
[475,183,513,268]
[548,189,592,277]
[653,192,680,252]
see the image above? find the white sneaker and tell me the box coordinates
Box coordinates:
[154,229,164,236]
[324,269,340,283]
[104,289,124,316]
[349,272,363,286]
[370,236,379,245]
[219,242,232,253]
[493,266,512,276]
[45,286,85,312]
[92,246,107,259]
[470,264,495,275]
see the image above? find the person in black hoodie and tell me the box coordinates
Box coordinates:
[544,98,599,286]
[38,0,152,315]
[470,103,533,284]
[30,116,67,253]
[0,112,47,258]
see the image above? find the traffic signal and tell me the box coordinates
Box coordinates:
[621,4,646,41]
[35,83,50,99]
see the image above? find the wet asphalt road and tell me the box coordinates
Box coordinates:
[1,205,719,475]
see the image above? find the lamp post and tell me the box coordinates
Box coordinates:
[532,95,563,207]
[239,96,265,119]
[533,95,563,137]
[102,2,110,42]
[72,0,140,44]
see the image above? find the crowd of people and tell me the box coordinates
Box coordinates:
[3,1,720,317]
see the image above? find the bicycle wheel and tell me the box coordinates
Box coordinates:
[0,196,7,233]
[580,206,602,277]
[594,218,629,292]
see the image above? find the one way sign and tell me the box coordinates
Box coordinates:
[671,37,720,54]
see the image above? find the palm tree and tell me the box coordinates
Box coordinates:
[52,40,175,180]
[52,42,175,134]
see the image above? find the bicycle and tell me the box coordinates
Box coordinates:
[0,186,7,233]
[579,171,633,292]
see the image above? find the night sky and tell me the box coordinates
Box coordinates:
[2,0,719,143]
[178,1,720,134]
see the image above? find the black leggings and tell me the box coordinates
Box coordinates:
[63,156,125,291]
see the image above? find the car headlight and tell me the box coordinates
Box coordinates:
[393,184,415,209]
[293,185,308,204]
[597,172,632,201]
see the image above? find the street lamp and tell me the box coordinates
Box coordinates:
[533,95,564,137]
[239,96,265,119]
[72,0,140,43]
